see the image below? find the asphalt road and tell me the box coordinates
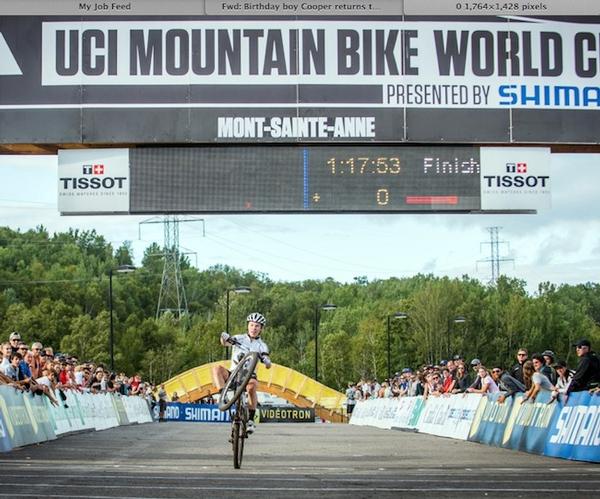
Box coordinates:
[0,422,598,498]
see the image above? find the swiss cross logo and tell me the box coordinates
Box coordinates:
[93,164,105,175]
[506,162,528,174]
[82,164,92,175]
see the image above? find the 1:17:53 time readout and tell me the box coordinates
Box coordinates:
[327,157,401,175]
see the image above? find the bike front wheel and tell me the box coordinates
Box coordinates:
[232,420,245,469]
[218,351,260,411]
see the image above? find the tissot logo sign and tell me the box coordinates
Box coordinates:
[480,148,551,210]
[58,149,130,214]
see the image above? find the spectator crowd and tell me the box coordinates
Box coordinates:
[0,331,158,409]
[345,338,600,414]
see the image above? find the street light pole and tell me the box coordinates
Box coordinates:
[314,303,337,382]
[108,264,136,372]
[387,312,408,380]
[109,268,114,371]
[225,286,251,359]
[448,315,466,358]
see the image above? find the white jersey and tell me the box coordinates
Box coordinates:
[229,334,270,371]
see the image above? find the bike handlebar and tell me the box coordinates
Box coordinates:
[225,335,270,364]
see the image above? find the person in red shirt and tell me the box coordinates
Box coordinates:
[440,367,456,394]
[130,374,142,395]
[58,360,70,385]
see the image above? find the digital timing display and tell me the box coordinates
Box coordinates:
[130,146,481,213]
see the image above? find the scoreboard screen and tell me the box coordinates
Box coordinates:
[130,146,481,213]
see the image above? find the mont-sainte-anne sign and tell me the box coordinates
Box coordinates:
[0,10,599,145]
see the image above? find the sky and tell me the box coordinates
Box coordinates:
[0,152,599,294]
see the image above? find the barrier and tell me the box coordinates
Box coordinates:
[0,385,153,452]
[392,396,425,430]
[545,391,600,462]
[0,386,56,449]
[417,394,481,440]
[158,403,232,423]
[350,392,600,463]
[501,391,558,454]
[468,392,515,447]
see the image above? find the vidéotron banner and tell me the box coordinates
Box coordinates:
[1,15,599,144]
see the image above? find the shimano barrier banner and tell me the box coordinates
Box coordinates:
[162,403,232,422]
[2,16,600,144]
[468,392,516,447]
[258,406,315,423]
[349,393,600,463]
[544,391,600,463]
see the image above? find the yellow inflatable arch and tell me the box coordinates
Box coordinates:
[161,361,348,423]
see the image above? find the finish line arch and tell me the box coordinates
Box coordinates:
[161,361,348,423]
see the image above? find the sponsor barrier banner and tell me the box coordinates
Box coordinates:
[544,391,600,463]
[349,398,383,427]
[112,395,131,426]
[46,389,79,435]
[468,392,515,446]
[501,392,558,454]
[350,393,600,463]
[0,386,56,449]
[258,406,315,423]
[123,395,153,424]
[0,393,11,452]
[24,393,56,443]
[391,396,424,430]
[348,399,368,426]
[0,388,153,453]
[368,398,395,429]
[417,393,481,440]
[162,403,232,423]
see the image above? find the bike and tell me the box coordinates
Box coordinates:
[218,347,260,469]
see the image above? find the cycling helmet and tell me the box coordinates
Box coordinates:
[246,312,266,326]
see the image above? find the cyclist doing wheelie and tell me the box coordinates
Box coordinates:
[212,312,271,435]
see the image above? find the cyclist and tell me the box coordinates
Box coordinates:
[212,312,271,435]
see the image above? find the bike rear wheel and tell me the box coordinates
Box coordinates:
[218,351,260,411]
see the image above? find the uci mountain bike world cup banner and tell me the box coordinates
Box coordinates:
[1,15,599,143]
